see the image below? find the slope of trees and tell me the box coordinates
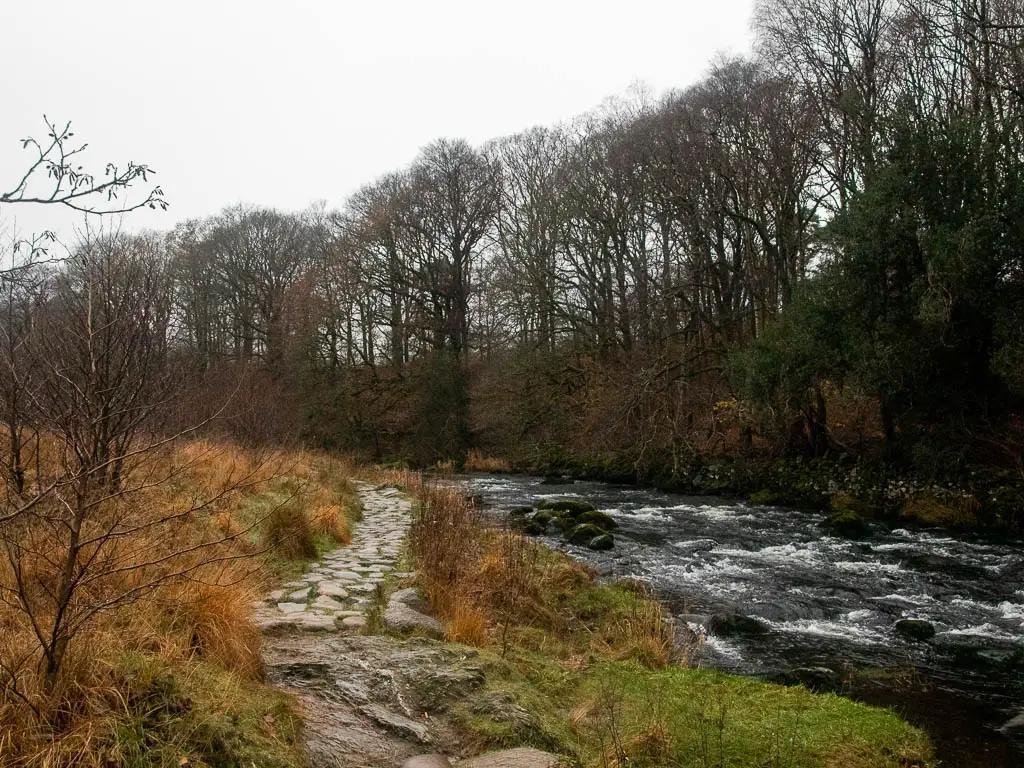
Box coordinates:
[7,0,1024,503]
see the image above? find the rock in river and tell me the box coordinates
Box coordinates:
[706,613,770,637]
[895,618,936,641]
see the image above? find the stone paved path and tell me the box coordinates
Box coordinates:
[253,483,413,633]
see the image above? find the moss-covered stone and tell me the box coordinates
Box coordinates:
[508,506,534,517]
[575,510,618,530]
[895,619,936,642]
[566,523,606,546]
[535,499,596,517]
[587,534,614,550]
[822,510,872,539]
[549,515,575,532]
[749,489,779,505]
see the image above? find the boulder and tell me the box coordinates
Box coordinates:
[895,619,936,642]
[403,756,452,768]
[391,587,431,613]
[999,711,1024,742]
[523,520,547,536]
[576,509,619,530]
[508,506,533,517]
[536,499,595,516]
[705,613,769,637]
[567,523,606,546]
[456,748,562,768]
[587,534,614,551]
[383,602,444,639]
[822,511,872,539]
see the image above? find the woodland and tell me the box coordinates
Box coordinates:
[5,0,1024,520]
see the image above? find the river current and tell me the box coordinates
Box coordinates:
[462,475,1024,722]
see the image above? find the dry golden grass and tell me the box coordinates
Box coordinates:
[402,476,683,668]
[0,437,359,766]
[447,598,488,647]
[463,449,511,473]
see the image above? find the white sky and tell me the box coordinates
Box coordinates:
[0,0,754,241]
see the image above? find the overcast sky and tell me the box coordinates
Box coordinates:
[0,0,754,240]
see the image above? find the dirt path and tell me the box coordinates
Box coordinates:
[255,484,562,768]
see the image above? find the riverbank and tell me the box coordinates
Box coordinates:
[393,474,935,767]
[502,446,1024,534]
[461,472,1024,768]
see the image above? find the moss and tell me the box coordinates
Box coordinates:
[588,533,614,550]
[823,510,872,539]
[575,510,618,530]
[536,499,596,517]
[566,523,606,545]
[900,494,978,527]
[749,488,779,504]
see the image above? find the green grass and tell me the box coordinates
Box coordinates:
[448,652,933,768]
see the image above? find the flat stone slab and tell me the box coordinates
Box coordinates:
[342,615,367,629]
[456,749,562,768]
[404,755,452,768]
[317,582,350,599]
[360,704,431,743]
[312,595,346,611]
[383,602,444,639]
[277,602,307,614]
[287,588,311,601]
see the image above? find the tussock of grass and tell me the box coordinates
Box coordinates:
[0,439,360,766]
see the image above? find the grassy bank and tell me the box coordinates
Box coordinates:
[403,479,934,767]
[0,439,360,767]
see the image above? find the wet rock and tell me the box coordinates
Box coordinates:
[587,533,614,550]
[822,511,872,539]
[673,538,718,553]
[536,499,595,516]
[567,523,606,546]
[456,748,562,768]
[678,613,710,626]
[384,602,444,639]
[403,756,452,768]
[895,619,936,641]
[404,665,485,711]
[360,703,431,743]
[576,509,619,530]
[508,506,533,516]
[469,691,535,731]
[706,613,769,637]
[999,711,1024,742]
[772,666,840,692]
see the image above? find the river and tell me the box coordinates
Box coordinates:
[461,474,1024,765]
